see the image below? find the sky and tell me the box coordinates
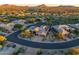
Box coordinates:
[0,0,79,6]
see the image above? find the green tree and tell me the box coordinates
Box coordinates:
[13,24,23,30]
[46,16,53,25]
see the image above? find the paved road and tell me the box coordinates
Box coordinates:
[5,23,79,49]
[6,29,79,49]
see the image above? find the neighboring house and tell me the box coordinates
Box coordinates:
[6,23,15,31]
[13,20,26,24]
[59,25,70,36]
[51,25,69,40]
[29,25,49,37]
[51,26,64,40]
[70,24,79,29]
[68,24,79,33]
[0,23,14,33]
[35,25,49,37]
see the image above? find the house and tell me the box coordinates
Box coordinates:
[51,25,69,40]
[68,24,79,33]
[59,25,70,36]
[0,23,14,33]
[13,20,26,24]
[29,25,49,37]
[51,26,64,40]
[37,25,49,37]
